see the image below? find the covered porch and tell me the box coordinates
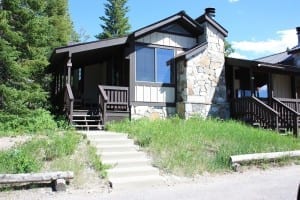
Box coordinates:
[226,57,300,137]
[50,38,131,129]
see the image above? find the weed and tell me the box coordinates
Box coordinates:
[87,144,108,178]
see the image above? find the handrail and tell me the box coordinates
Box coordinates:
[272,97,299,137]
[66,84,74,101]
[252,96,278,115]
[276,98,300,113]
[98,85,108,125]
[64,84,74,123]
[232,96,278,131]
[272,98,299,115]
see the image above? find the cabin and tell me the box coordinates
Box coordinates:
[49,8,300,136]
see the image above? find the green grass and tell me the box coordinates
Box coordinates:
[0,131,80,174]
[107,117,300,176]
[87,144,109,178]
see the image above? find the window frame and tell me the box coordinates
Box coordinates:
[135,44,175,84]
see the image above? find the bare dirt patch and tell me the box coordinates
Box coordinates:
[0,136,31,151]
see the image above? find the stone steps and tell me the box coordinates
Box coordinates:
[80,131,165,189]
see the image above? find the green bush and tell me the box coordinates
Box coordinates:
[0,109,57,135]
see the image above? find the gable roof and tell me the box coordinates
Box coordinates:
[195,13,228,37]
[133,11,203,38]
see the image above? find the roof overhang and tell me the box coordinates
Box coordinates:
[54,36,128,55]
[226,57,300,74]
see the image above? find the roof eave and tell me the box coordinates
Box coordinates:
[54,36,128,55]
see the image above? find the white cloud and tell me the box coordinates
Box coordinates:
[232,29,297,55]
[228,52,248,59]
[229,0,239,3]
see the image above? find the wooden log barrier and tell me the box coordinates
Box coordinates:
[230,150,300,165]
[0,171,74,192]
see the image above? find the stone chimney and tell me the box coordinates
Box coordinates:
[205,8,216,18]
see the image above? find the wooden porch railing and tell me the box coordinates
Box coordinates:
[272,98,300,137]
[269,98,299,136]
[231,96,279,131]
[98,85,129,125]
[276,98,300,113]
[64,84,74,123]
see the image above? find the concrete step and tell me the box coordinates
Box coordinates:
[109,175,164,189]
[85,131,128,140]
[95,144,139,152]
[90,138,135,146]
[100,151,148,160]
[102,157,152,168]
[107,166,160,178]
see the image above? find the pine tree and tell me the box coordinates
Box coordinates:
[96,0,131,39]
[0,0,74,131]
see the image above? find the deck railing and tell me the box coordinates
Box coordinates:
[272,98,300,137]
[276,98,300,113]
[98,85,129,125]
[64,84,74,123]
[232,96,279,131]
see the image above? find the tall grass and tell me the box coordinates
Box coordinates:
[0,131,80,173]
[107,117,300,176]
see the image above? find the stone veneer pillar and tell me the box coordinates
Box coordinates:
[177,22,229,119]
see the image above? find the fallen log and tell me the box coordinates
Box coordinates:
[230,150,300,164]
[0,171,74,192]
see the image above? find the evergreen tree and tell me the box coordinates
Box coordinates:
[225,40,235,57]
[96,0,131,39]
[0,0,73,131]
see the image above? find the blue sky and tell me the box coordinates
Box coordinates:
[69,0,300,59]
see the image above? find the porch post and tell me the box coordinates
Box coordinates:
[67,55,72,85]
[291,75,296,99]
[268,72,273,103]
[250,68,254,96]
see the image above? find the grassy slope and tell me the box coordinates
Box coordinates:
[107,117,300,176]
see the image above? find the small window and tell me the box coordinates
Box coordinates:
[136,45,174,83]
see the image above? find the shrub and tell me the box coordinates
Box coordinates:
[0,109,57,135]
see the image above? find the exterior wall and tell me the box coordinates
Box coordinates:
[136,32,196,49]
[131,105,176,120]
[135,86,175,103]
[273,74,292,98]
[177,22,229,119]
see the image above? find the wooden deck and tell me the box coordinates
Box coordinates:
[231,96,300,137]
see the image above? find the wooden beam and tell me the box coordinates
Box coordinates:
[67,56,72,85]
[230,150,300,164]
[0,171,74,184]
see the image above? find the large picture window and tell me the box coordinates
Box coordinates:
[136,45,174,83]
